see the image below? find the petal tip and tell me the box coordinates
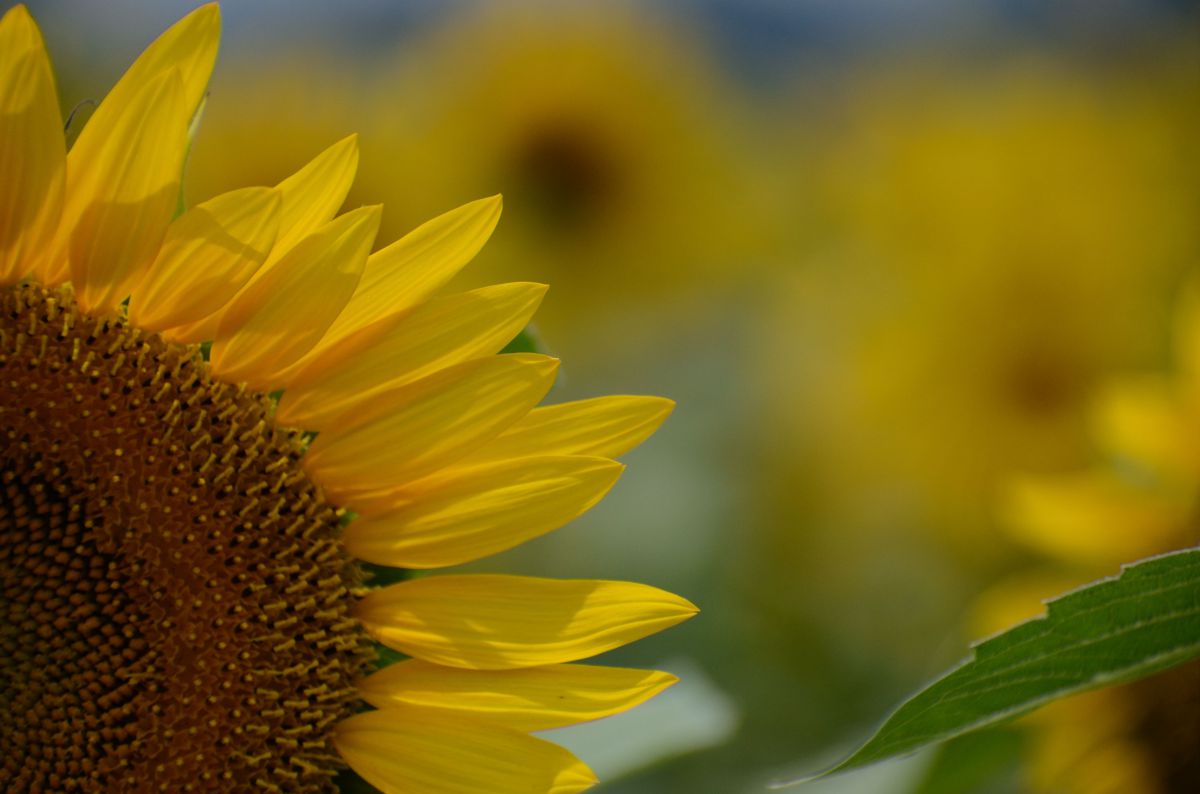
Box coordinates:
[196,2,221,22]
[2,5,32,25]
[554,760,600,794]
[178,2,222,42]
[660,589,700,619]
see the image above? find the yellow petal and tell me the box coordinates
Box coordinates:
[334,708,596,794]
[208,205,379,390]
[304,354,559,504]
[77,3,218,140]
[43,3,218,287]
[321,194,503,345]
[354,574,698,669]
[68,69,189,313]
[344,456,623,568]
[162,134,359,343]
[358,660,678,731]
[1002,470,1191,566]
[269,133,359,260]
[1173,279,1200,389]
[971,572,1087,638]
[1092,376,1197,478]
[0,5,64,285]
[128,186,280,331]
[452,395,676,469]
[276,282,547,428]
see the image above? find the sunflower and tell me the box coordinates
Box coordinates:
[972,284,1200,793]
[757,61,1198,566]
[182,2,769,347]
[0,5,696,792]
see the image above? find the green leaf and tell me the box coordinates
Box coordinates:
[777,548,1200,786]
[500,325,546,355]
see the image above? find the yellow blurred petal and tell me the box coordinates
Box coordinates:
[209,205,379,390]
[276,282,546,428]
[68,69,189,313]
[128,186,280,331]
[358,660,678,731]
[1092,376,1197,477]
[344,455,623,568]
[354,574,698,669]
[322,194,503,344]
[44,3,218,288]
[162,134,359,342]
[1026,689,1161,794]
[1001,469,1191,565]
[454,395,676,469]
[304,354,559,503]
[969,571,1085,638]
[1173,279,1200,389]
[0,5,64,284]
[334,708,596,794]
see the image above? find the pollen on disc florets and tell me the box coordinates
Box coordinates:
[0,283,375,793]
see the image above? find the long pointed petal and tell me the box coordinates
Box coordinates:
[322,194,502,345]
[268,133,359,260]
[163,134,359,342]
[209,205,378,389]
[43,2,218,287]
[345,455,623,568]
[77,3,218,140]
[304,354,559,503]
[0,5,64,285]
[68,69,189,313]
[128,186,280,330]
[358,661,678,731]
[448,395,676,470]
[354,574,698,669]
[334,708,596,794]
[276,282,546,428]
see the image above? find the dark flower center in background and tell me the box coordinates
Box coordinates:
[1131,657,1200,791]
[0,284,373,793]
[512,119,622,232]
[1002,349,1083,419]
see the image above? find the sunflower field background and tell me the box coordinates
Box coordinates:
[22,0,1199,792]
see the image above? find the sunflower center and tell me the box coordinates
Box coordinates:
[0,283,373,793]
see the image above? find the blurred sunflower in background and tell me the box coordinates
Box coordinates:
[0,5,696,791]
[735,58,1200,768]
[186,1,771,360]
[972,282,1200,794]
[762,62,1197,562]
[752,57,1198,641]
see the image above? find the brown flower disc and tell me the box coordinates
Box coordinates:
[0,283,374,793]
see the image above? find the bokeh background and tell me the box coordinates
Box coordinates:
[27,1,1200,791]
